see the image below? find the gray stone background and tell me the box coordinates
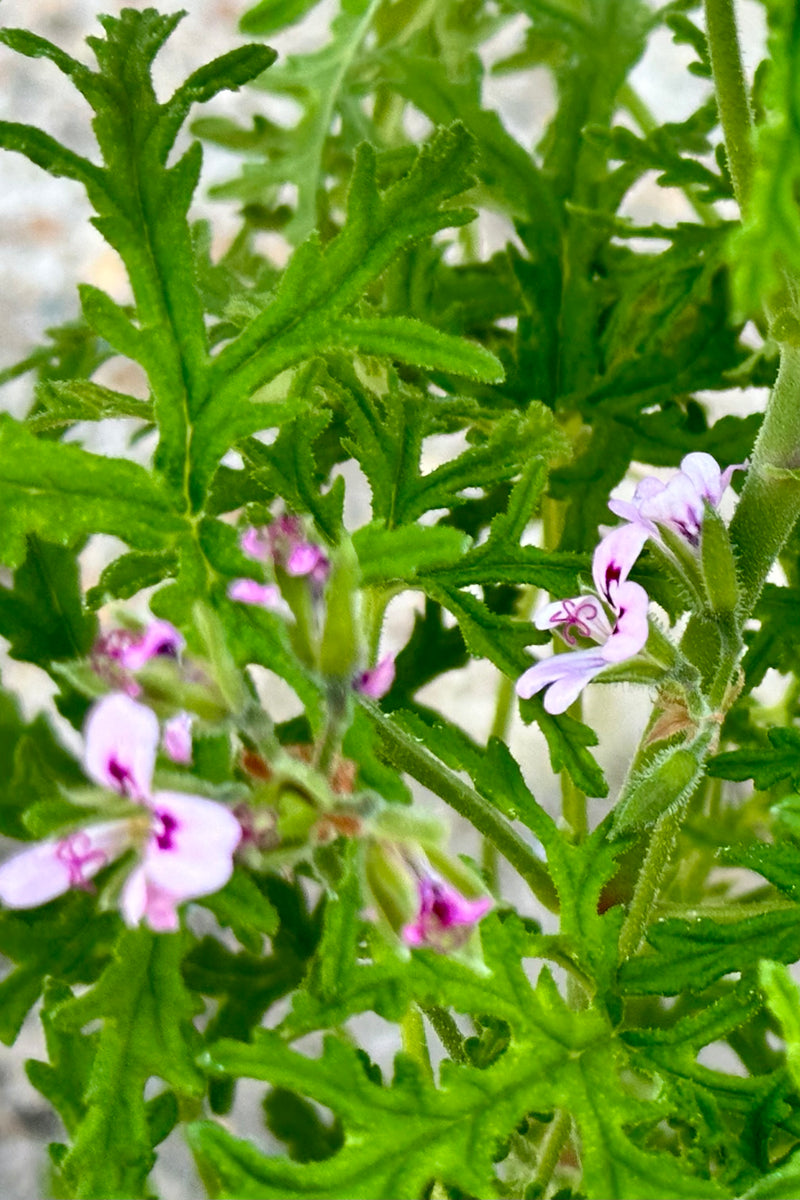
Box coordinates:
[0,2,769,1196]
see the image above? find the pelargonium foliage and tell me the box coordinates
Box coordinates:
[2,3,800,1199]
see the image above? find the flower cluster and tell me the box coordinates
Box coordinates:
[517,453,744,714]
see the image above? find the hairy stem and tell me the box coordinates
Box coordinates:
[532,1109,572,1197]
[401,1005,433,1081]
[365,703,559,911]
[420,1005,468,1064]
[704,0,754,211]
[729,345,800,614]
[618,804,683,961]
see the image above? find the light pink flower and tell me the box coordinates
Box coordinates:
[355,654,396,700]
[0,693,241,930]
[227,578,282,610]
[608,452,746,548]
[83,692,159,801]
[119,791,241,932]
[163,711,193,765]
[403,876,492,952]
[516,528,649,714]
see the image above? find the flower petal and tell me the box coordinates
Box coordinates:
[355,654,396,699]
[227,578,282,610]
[0,820,131,908]
[592,524,648,602]
[516,648,607,713]
[83,693,159,799]
[118,620,184,671]
[163,712,193,765]
[603,581,650,662]
[144,791,241,899]
[120,867,180,932]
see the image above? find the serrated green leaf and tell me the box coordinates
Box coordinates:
[332,315,503,382]
[191,964,725,1200]
[708,727,800,790]
[354,522,470,584]
[0,416,185,567]
[27,378,152,433]
[85,548,179,610]
[0,536,96,665]
[0,893,116,1045]
[732,0,800,312]
[54,927,204,1199]
[619,909,800,996]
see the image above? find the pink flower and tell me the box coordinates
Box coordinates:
[402,876,492,952]
[83,692,159,801]
[163,711,193,765]
[0,694,240,931]
[118,791,241,932]
[240,516,330,586]
[354,654,396,700]
[227,578,282,610]
[608,452,746,548]
[516,527,649,714]
[94,620,183,671]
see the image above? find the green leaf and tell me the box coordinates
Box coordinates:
[522,698,609,799]
[209,0,380,244]
[619,909,800,995]
[0,893,116,1045]
[27,378,152,433]
[331,315,503,382]
[0,416,185,568]
[85,549,179,610]
[197,125,478,496]
[191,965,725,1200]
[741,584,800,688]
[282,852,407,1038]
[708,727,800,790]
[53,927,204,1199]
[198,867,280,943]
[0,536,96,665]
[759,960,800,1092]
[240,0,325,36]
[354,523,470,584]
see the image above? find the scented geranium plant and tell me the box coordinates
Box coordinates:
[4,1,800,1197]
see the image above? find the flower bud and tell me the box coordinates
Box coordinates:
[612,732,712,837]
[319,538,361,679]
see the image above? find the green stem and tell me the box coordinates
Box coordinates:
[728,345,800,614]
[401,1005,433,1082]
[365,703,559,912]
[420,1005,468,1064]
[618,804,683,961]
[704,0,754,211]
[532,1109,572,1197]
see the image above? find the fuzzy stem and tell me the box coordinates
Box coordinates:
[532,1109,572,1197]
[401,1005,433,1081]
[617,804,683,961]
[420,1005,468,1064]
[365,702,559,911]
[704,0,754,211]
[728,345,800,614]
